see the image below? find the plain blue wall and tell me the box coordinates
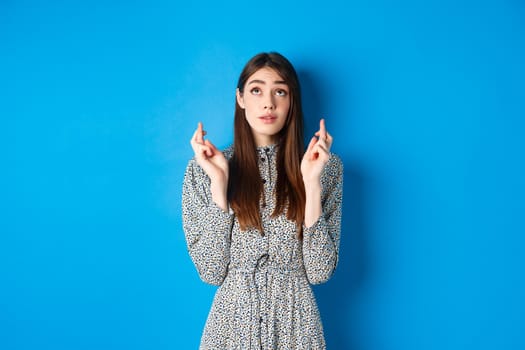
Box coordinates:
[2,1,524,349]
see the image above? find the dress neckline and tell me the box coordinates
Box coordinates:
[256,143,278,155]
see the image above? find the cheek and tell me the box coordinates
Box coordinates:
[243,103,257,119]
[280,99,291,115]
[242,96,257,113]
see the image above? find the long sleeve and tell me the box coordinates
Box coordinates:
[182,158,234,286]
[302,153,344,285]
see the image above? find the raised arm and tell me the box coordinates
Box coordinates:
[182,123,232,285]
[302,155,343,284]
[301,119,343,284]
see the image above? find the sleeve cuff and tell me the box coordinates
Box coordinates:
[208,199,234,219]
[302,215,325,236]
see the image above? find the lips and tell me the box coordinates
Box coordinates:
[259,114,277,121]
[258,114,277,124]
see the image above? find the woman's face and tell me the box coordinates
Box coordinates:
[236,67,290,147]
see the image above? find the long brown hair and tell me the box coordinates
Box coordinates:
[228,52,306,235]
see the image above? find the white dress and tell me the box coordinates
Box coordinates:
[182,144,343,349]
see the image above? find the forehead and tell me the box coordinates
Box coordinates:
[247,67,286,85]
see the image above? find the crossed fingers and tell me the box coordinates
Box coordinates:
[191,122,213,158]
[314,118,333,152]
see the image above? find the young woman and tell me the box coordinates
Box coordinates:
[182,52,343,349]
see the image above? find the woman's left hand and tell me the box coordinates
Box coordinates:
[301,118,333,185]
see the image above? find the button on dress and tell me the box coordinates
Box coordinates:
[182,144,343,349]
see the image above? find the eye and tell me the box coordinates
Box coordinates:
[275,89,288,97]
[250,87,261,95]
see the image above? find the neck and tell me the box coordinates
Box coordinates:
[253,134,277,148]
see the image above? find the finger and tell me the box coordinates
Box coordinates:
[204,139,217,155]
[306,136,316,152]
[316,130,328,148]
[317,127,333,147]
[325,131,333,150]
[191,123,201,145]
[304,136,317,160]
[315,121,328,140]
[199,145,213,158]
[196,122,204,144]
[314,131,328,138]
[319,118,327,141]
[192,122,204,145]
[315,142,329,154]
[194,143,212,158]
[314,143,330,162]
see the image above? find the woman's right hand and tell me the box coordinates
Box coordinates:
[190,122,229,210]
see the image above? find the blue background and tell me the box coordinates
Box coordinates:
[2,0,524,349]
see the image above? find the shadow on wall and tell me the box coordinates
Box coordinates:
[300,69,370,350]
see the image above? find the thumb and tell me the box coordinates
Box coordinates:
[305,136,317,159]
[204,139,217,155]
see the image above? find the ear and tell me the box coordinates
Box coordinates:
[236,88,245,109]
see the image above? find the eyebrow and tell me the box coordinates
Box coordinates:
[247,79,287,85]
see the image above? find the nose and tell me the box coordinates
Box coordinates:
[263,95,275,110]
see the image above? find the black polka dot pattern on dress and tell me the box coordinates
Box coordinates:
[182,143,343,349]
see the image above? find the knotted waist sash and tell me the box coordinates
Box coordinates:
[227,255,307,349]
